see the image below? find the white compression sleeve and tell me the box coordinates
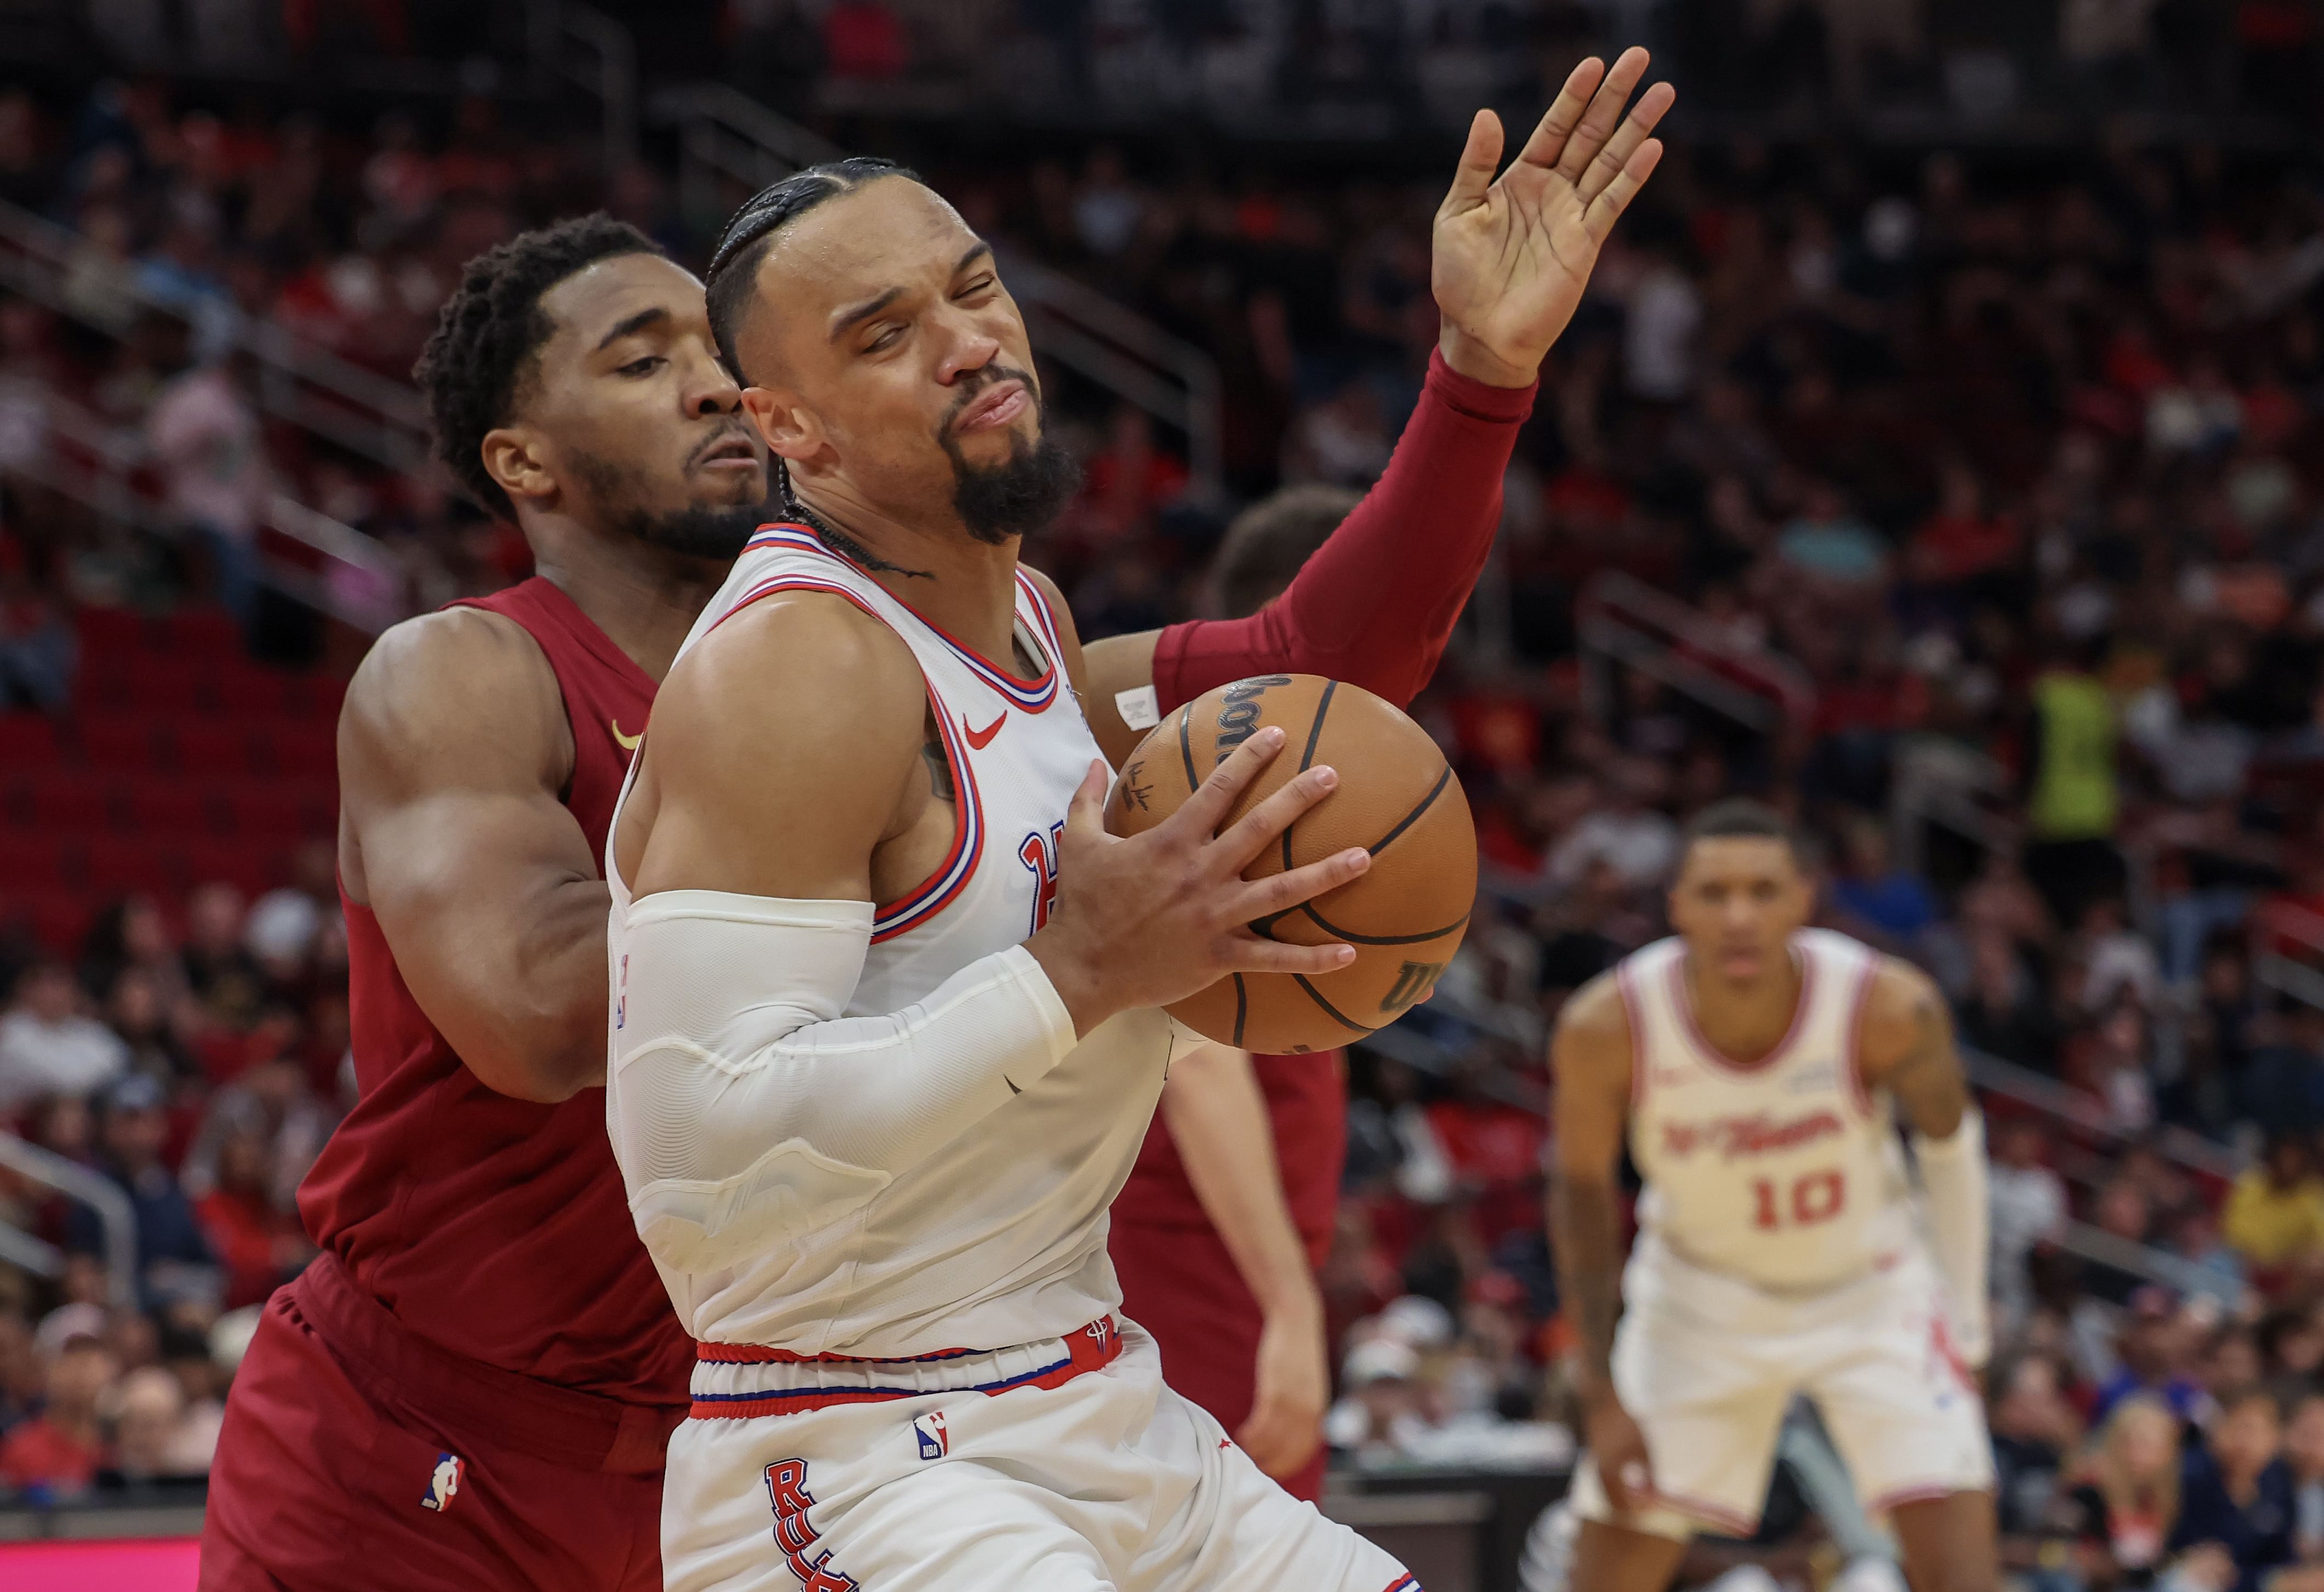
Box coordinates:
[608,890,1079,1271]
[1913,1107,1990,1366]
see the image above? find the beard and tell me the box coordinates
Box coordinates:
[938,376,1082,546]
[569,448,766,561]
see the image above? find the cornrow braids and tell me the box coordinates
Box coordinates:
[413,213,660,520]
[702,156,916,384]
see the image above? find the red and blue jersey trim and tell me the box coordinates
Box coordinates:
[689,1319,1124,1420]
[744,524,1061,712]
[705,572,982,946]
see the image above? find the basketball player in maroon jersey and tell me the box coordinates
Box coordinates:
[201,43,1666,1586]
[1108,486,1363,1502]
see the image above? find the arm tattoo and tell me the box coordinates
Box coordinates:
[1887,992,1967,1132]
[1552,1175,1625,1385]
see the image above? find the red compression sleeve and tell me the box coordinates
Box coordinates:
[1151,347,1537,713]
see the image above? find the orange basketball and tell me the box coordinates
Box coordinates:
[1105,673,1476,1054]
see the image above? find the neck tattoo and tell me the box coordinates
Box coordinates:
[783,492,934,581]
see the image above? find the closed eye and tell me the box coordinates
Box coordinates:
[958,275,997,299]
[866,326,904,352]
[617,356,664,377]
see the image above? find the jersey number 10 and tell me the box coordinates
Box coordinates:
[1750,1169,1847,1231]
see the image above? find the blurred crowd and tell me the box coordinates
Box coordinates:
[9,24,2324,1533]
[0,855,347,1502]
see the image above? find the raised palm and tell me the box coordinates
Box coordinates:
[1433,48,1676,386]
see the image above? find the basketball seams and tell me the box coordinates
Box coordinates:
[1298,901,1471,946]
[1290,974,1379,1034]
[1231,974,1248,1048]
[1365,766,1451,859]
[1176,704,1198,794]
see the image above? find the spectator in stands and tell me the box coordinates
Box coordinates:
[1991,1355,2084,1592]
[2024,635,2127,930]
[2282,1392,2324,1572]
[180,882,262,1031]
[146,341,270,627]
[0,555,73,713]
[0,1334,113,1499]
[191,1125,309,1309]
[66,1074,216,1311]
[2171,1390,2295,1592]
[99,1363,206,1486]
[1827,815,1939,949]
[2072,1395,2186,1590]
[2224,1135,2324,1280]
[1990,1116,2070,1326]
[0,960,128,1113]
[2094,1288,2211,1424]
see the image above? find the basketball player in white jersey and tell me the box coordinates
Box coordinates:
[603,54,1673,1592]
[1551,800,1996,1592]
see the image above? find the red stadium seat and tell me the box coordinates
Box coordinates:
[0,713,60,764]
[0,889,95,956]
[215,778,334,838]
[262,730,338,782]
[0,834,76,892]
[122,780,218,835]
[82,835,181,896]
[162,609,243,659]
[172,721,261,777]
[183,838,285,896]
[19,770,121,833]
[75,606,159,661]
[76,717,168,771]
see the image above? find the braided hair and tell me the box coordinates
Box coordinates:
[412,213,660,520]
[703,157,922,565]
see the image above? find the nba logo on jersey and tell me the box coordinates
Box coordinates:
[913,1410,949,1460]
[420,1452,463,1512]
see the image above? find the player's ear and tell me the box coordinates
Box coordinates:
[740,385,822,464]
[480,425,556,509]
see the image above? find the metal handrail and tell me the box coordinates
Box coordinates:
[531,0,637,178]
[2053,1219,2236,1300]
[9,383,409,634]
[1575,571,1818,736]
[1964,1046,2242,1181]
[0,197,428,473]
[0,1133,136,1308]
[649,82,1226,493]
[2253,899,2324,1013]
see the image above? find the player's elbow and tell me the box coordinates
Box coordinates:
[460,1017,607,1102]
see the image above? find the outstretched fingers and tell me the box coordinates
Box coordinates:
[1576,80,1676,205]
[1440,107,1505,214]
[1513,56,1606,173]
[1551,46,1652,184]
[1583,138,1666,242]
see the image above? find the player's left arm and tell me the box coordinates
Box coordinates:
[1157,1045,1328,1482]
[1856,956,1990,1364]
[1064,50,1675,768]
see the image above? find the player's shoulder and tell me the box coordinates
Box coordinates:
[660,585,925,750]
[1017,562,1085,656]
[342,605,563,758]
[1552,968,1633,1057]
[1851,950,1948,1073]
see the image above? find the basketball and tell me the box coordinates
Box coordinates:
[1105,673,1476,1054]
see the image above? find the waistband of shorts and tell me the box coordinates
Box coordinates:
[688,1316,1124,1419]
[288,1252,687,1474]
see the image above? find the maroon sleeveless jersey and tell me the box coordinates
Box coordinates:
[297,577,690,1406]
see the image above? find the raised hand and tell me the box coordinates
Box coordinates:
[1432,47,1676,387]
[1028,728,1370,1037]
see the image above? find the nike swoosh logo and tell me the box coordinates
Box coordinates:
[965,713,1005,750]
[610,720,642,752]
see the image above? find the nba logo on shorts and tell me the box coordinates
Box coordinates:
[913,1410,949,1460]
[420,1452,464,1512]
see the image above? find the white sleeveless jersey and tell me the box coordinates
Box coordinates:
[1621,929,1915,1299]
[606,523,1186,1357]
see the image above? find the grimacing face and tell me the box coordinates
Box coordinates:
[489,252,768,558]
[728,178,1058,539]
[1667,835,1814,988]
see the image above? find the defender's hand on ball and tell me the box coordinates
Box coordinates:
[1027,727,1368,1039]
[1432,46,1676,388]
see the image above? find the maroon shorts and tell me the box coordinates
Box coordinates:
[1109,1216,1328,1504]
[200,1255,685,1592]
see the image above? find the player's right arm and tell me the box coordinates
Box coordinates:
[1548,971,1652,1511]
[338,607,612,1104]
[607,593,1370,1256]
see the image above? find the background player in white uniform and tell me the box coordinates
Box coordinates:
[604,58,1674,1592]
[1550,800,1996,1592]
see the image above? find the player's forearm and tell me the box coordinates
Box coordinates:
[612,894,1078,1199]
[1160,1047,1319,1322]
[1149,349,1536,714]
[1551,1172,1625,1393]
[388,876,615,1103]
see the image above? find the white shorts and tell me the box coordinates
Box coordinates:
[663,1316,1419,1592]
[1570,1249,1993,1541]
